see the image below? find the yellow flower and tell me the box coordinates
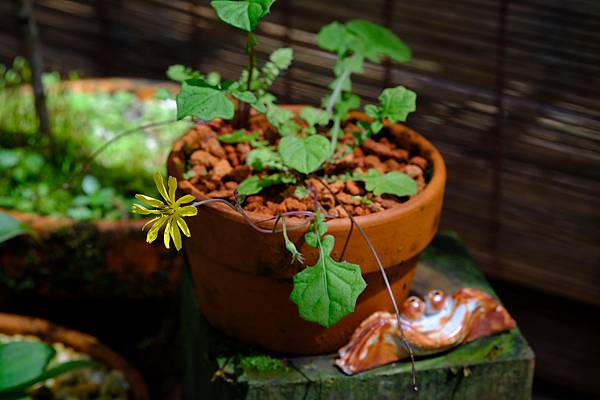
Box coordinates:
[132,172,197,251]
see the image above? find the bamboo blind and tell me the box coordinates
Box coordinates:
[0,0,598,307]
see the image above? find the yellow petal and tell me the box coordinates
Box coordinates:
[168,176,178,204]
[142,216,160,231]
[154,172,170,203]
[132,204,161,215]
[174,194,196,207]
[175,215,191,237]
[178,205,198,217]
[146,216,168,244]
[135,194,165,208]
[171,219,182,251]
[163,217,172,249]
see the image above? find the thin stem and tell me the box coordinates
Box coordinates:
[234,32,256,129]
[314,175,418,391]
[246,33,256,92]
[325,65,352,115]
[329,116,341,157]
[63,119,177,189]
[191,198,316,234]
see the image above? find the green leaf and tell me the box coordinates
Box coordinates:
[231,90,257,104]
[0,341,55,393]
[211,0,275,32]
[266,105,293,127]
[317,22,350,54]
[176,79,234,121]
[278,135,330,174]
[370,120,384,134]
[360,169,417,197]
[0,211,29,244]
[269,48,293,70]
[378,86,417,122]
[219,130,259,144]
[237,174,295,195]
[290,234,366,327]
[364,104,379,119]
[166,65,202,82]
[332,93,360,119]
[333,54,364,76]
[299,107,330,128]
[293,185,310,199]
[153,87,173,100]
[237,176,262,195]
[1,359,96,396]
[346,19,411,63]
[246,148,284,170]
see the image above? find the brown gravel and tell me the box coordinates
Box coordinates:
[182,118,430,218]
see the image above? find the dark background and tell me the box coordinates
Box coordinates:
[1,0,599,398]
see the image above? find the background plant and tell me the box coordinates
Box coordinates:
[0,58,192,220]
[0,340,95,400]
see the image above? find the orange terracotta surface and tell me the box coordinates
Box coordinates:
[0,312,149,400]
[168,107,447,354]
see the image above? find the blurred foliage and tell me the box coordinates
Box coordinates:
[0,57,192,220]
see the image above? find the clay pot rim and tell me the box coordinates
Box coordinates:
[19,77,178,98]
[172,105,446,231]
[0,312,150,400]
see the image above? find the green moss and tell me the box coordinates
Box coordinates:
[239,355,290,374]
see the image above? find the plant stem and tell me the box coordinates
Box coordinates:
[17,0,53,157]
[325,65,352,115]
[313,175,418,392]
[63,119,178,190]
[246,34,256,92]
[329,116,341,157]
[234,32,257,129]
[191,198,314,234]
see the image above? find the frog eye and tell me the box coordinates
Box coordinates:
[402,296,425,320]
[427,290,447,312]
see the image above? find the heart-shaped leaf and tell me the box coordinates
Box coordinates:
[278,135,330,174]
[379,86,417,123]
[211,0,275,32]
[176,79,234,121]
[346,20,411,63]
[360,169,417,197]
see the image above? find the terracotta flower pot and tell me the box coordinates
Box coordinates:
[167,107,446,354]
[0,312,150,400]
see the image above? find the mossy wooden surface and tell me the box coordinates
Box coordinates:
[182,232,534,399]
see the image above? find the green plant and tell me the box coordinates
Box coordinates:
[0,59,192,220]
[134,0,421,329]
[0,211,30,245]
[0,340,95,399]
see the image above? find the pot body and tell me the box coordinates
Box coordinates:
[168,109,446,354]
[0,210,182,301]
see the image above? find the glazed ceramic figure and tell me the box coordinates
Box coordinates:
[336,288,516,375]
